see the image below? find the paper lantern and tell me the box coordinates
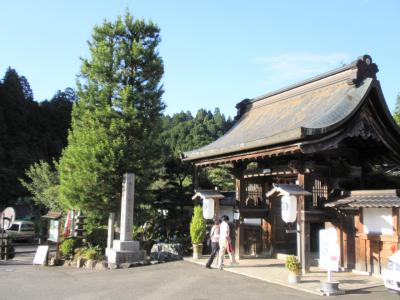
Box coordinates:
[203,198,215,219]
[281,195,297,223]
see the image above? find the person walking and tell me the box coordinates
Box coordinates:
[227,219,238,265]
[205,219,220,269]
[217,215,230,270]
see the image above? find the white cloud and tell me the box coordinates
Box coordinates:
[254,52,351,88]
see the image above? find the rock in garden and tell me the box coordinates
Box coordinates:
[150,243,183,261]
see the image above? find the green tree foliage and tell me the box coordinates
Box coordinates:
[59,11,164,226]
[0,68,73,208]
[146,109,233,246]
[189,206,206,244]
[159,108,234,194]
[19,160,62,211]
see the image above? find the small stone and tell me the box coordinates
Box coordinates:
[94,261,108,270]
[84,259,96,270]
[76,257,86,268]
[108,263,119,269]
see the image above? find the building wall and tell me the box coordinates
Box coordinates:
[353,208,399,275]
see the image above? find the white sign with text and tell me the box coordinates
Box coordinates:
[319,228,340,272]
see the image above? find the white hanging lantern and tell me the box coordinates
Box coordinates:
[203,198,215,219]
[281,195,297,223]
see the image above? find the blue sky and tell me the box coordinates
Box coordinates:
[1,1,399,118]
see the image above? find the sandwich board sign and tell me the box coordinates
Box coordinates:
[33,245,49,265]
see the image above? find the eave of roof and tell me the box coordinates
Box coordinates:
[266,184,312,197]
[183,55,379,162]
[325,189,400,208]
[192,190,225,200]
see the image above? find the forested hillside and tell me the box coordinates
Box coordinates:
[0,68,74,208]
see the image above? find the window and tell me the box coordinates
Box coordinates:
[245,183,263,207]
[9,224,19,231]
[21,224,34,231]
[312,178,328,207]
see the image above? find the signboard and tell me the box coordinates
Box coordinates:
[48,220,60,242]
[202,198,214,219]
[0,207,15,230]
[33,245,49,265]
[281,195,297,223]
[319,228,340,272]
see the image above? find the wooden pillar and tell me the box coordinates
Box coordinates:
[297,173,310,274]
[235,177,245,260]
[194,165,198,191]
[214,199,220,220]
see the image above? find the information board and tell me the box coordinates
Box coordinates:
[48,220,60,242]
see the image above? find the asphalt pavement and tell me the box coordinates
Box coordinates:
[0,260,397,300]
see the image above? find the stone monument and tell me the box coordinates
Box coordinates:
[106,173,145,265]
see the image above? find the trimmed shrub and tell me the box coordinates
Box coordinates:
[190,206,206,245]
[60,238,79,259]
[285,255,301,275]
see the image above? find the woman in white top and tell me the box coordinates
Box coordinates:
[205,219,220,269]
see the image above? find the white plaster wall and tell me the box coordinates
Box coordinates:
[363,208,393,235]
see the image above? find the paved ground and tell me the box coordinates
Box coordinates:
[185,256,387,296]
[0,259,397,300]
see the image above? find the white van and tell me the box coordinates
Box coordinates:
[6,220,35,241]
[383,250,400,294]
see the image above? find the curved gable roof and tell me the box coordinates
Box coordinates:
[184,55,388,162]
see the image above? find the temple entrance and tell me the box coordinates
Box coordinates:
[271,196,296,254]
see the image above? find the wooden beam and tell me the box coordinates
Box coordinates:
[193,144,301,167]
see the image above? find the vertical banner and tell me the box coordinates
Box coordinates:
[319,228,340,272]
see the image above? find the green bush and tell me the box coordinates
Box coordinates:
[190,206,206,245]
[285,255,301,275]
[60,238,78,259]
[86,228,108,249]
[82,245,103,260]
[73,245,103,260]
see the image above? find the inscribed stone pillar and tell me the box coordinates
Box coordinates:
[120,173,135,242]
[107,213,115,249]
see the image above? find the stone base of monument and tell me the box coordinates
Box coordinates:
[106,240,145,265]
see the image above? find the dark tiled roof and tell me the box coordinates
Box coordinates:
[325,190,400,208]
[41,211,62,219]
[184,55,378,161]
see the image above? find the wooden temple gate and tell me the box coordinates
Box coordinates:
[184,55,400,274]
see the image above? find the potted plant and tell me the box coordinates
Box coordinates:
[285,255,301,283]
[190,206,206,259]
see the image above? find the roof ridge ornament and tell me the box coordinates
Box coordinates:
[348,54,379,86]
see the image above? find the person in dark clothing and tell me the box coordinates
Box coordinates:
[205,219,220,269]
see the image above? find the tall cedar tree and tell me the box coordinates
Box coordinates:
[59,12,164,226]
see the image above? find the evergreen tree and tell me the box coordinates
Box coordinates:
[59,11,164,226]
[0,67,74,209]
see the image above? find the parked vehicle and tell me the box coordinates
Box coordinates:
[6,220,35,241]
[383,250,400,294]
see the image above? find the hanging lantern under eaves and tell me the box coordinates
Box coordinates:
[281,195,297,223]
[203,198,214,219]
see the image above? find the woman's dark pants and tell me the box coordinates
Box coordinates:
[206,242,219,267]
